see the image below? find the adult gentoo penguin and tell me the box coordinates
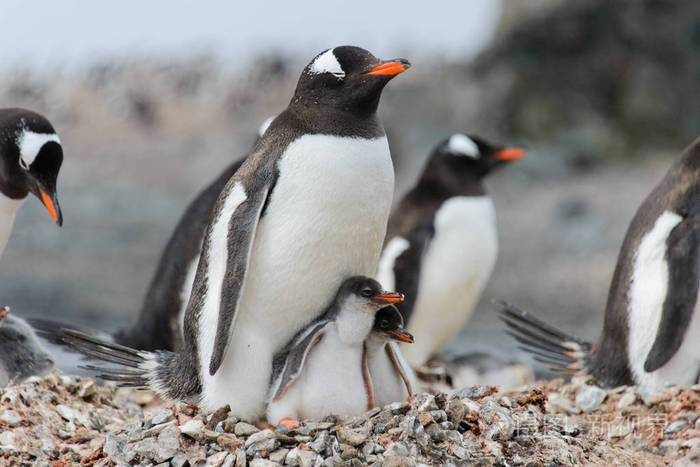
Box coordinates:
[501,138,700,401]
[49,46,409,420]
[377,134,524,367]
[365,305,416,408]
[0,108,63,257]
[266,276,404,426]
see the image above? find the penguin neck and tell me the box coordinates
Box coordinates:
[287,102,385,139]
[364,333,388,355]
[334,298,376,346]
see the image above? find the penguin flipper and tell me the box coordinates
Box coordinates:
[392,223,434,325]
[208,177,273,376]
[269,320,331,402]
[498,300,593,374]
[644,216,700,372]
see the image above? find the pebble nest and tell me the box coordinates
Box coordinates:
[0,370,699,466]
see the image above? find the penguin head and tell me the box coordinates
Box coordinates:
[292,46,410,115]
[336,276,405,315]
[373,306,415,343]
[429,134,525,180]
[0,109,63,226]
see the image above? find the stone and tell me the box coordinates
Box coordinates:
[104,433,135,464]
[234,422,260,437]
[151,408,175,426]
[337,425,369,446]
[269,447,289,463]
[616,391,637,409]
[171,452,188,467]
[308,431,329,454]
[385,401,411,415]
[77,379,97,398]
[547,393,581,414]
[664,419,689,434]
[244,429,276,447]
[454,386,493,400]
[180,419,205,438]
[156,425,181,460]
[217,433,242,451]
[575,385,607,413]
[0,410,22,426]
[249,458,277,467]
[480,400,515,441]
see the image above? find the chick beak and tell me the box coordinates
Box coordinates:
[387,328,415,344]
[372,292,405,304]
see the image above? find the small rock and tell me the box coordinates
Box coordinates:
[156,425,180,461]
[451,443,470,460]
[249,458,277,467]
[286,447,321,467]
[269,447,289,463]
[217,433,241,451]
[207,451,230,466]
[658,439,679,455]
[337,425,369,446]
[308,431,329,454]
[151,408,175,426]
[547,393,581,414]
[415,393,439,412]
[386,401,411,415]
[0,410,22,426]
[171,452,188,467]
[244,429,275,448]
[616,391,637,409]
[483,439,503,457]
[575,385,607,413]
[180,419,205,438]
[664,419,689,434]
[608,422,634,439]
[454,386,494,400]
[234,422,260,437]
[385,441,410,457]
[479,400,515,441]
[77,379,97,398]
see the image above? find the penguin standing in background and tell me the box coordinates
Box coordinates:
[365,305,416,408]
[0,108,63,258]
[501,138,700,401]
[266,277,404,427]
[377,134,524,367]
[43,46,409,421]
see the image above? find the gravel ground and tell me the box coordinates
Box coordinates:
[1,370,698,466]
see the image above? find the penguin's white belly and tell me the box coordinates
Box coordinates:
[369,343,412,407]
[628,211,700,401]
[0,196,25,259]
[201,134,394,417]
[403,196,498,366]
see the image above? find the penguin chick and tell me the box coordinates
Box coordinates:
[364,306,417,408]
[266,276,404,426]
[0,307,54,387]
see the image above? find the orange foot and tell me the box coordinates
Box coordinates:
[278,418,301,430]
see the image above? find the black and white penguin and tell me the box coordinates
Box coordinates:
[377,134,524,367]
[501,138,700,401]
[0,307,54,387]
[46,46,409,420]
[364,305,416,408]
[266,276,404,426]
[0,108,63,257]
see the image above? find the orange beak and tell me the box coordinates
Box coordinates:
[39,188,61,225]
[387,329,415,344]
[372,292,405,304]
[367,59,411,76]
[495,147,526,162]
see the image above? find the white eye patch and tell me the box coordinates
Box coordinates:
[446,134,479,159]
[308,49,345,78]
[15,130,60,169]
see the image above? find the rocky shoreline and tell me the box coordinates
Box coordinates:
[1,370,698,465]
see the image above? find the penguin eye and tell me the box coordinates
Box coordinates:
[361,287,373,298]
[380,320,389,328]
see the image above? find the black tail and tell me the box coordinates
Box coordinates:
[29,318,117,348]
[497,300,593,376]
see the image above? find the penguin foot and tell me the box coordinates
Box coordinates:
[278,418,301,430]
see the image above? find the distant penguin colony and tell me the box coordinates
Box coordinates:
[501,138,700,401]
[0,108,63,258]
[8,43,700,427]
[377,134,524,367]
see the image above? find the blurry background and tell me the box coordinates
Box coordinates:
[1,0,698,375]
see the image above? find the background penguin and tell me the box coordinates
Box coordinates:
[500,137,700,401]
[0,108,63,258]
[365,305,416,408]
[266,277,404,426]
[377,134,524,367]
[0,307,54,387]
[41,46,409,421]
